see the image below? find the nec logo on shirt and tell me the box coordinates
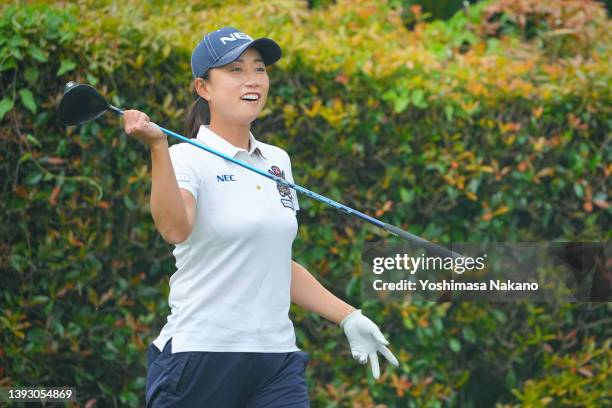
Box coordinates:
[217,174,237,182]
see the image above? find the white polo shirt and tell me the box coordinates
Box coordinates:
[152,125,301,353]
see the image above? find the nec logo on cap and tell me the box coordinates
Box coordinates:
[219,32,253,45]
[217,174,237,182]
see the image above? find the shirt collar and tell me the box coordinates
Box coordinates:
[196,125,267,160]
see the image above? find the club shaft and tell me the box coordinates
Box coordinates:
[116,109,462,259]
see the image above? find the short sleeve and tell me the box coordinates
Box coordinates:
[284,152,300,212]
[168,144,201,202]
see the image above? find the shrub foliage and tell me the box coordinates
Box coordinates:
[1,1,610,407]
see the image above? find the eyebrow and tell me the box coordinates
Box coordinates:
[234,58,265,63]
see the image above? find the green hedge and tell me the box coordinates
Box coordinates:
[1,1,610,407]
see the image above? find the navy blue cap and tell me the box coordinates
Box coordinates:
[191,27,282,79]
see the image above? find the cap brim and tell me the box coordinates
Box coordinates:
[211,38,282,68]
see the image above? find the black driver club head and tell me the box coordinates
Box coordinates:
[58,82,121,126]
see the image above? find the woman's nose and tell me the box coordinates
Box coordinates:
[244,70,265,85]
[243,76,262,87]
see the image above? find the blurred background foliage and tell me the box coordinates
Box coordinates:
[0,0,610,407]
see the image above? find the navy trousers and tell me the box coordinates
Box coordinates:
[146,339,310,407]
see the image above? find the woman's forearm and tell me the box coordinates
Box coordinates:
[290,261,357,325]
[149,141,191,244]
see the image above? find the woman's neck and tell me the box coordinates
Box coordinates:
[208,120,251,151]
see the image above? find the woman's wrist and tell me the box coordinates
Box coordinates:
[339,307,359,327]
[150,138,169,152]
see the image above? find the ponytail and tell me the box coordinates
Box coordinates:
[184,72,210,139]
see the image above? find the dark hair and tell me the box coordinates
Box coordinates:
[184,71,210,139]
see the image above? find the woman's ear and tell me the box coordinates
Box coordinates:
[194,77,211,102]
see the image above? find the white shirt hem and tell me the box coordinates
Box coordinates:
[152,334,301,353]
[171,343,302,353]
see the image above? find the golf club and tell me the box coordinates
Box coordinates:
[58,81,464,260]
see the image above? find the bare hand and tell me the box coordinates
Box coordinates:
[122,109,166,147]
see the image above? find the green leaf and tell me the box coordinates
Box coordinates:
[119,391,138,406]
[403,315,414,330]
[123,195,136,211]
[53,320,64,337]
[491,309,507,323]
[468,178,479,193]
[0,97,14,121]
[57,59,76,76]
[345,275,360,298]
[504,367,517,388]
[593,192,607,202]
[28,45,47,62]
[411,89,428,108]
[449,338,461,352]
[445,105,454,121]
[26,171,43,185]
[19,88,36,114]
[294,327,306,344]
[573,183,583,198]
[11,47,23,60]
[324,340,337,351]
[86,72,98,86]
[383,89,410,113]
[399,188,414,203]
[98,381,114,396]
[381,90,396,102]
[56,139,68,156]
[26,133,41,147]
[462,326,476,343]
[24,66,39,83]
[31,295,49,304]
[18,152,32,164]
[43,300,54,315]
[433,317,443,333]
[0,57,18,71]
[394,95,410,113]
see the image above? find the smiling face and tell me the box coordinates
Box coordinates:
[194,47,269,126]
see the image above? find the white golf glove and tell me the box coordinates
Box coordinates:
[340,309,399,379]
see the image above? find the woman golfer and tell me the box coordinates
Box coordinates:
[123,27,399,407]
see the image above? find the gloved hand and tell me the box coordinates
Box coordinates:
[340,309,399,379]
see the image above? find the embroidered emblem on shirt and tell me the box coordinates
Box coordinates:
[176,173,190,182]
[267,165,294,210]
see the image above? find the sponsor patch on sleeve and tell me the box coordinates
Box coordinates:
[176,173,190,182]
